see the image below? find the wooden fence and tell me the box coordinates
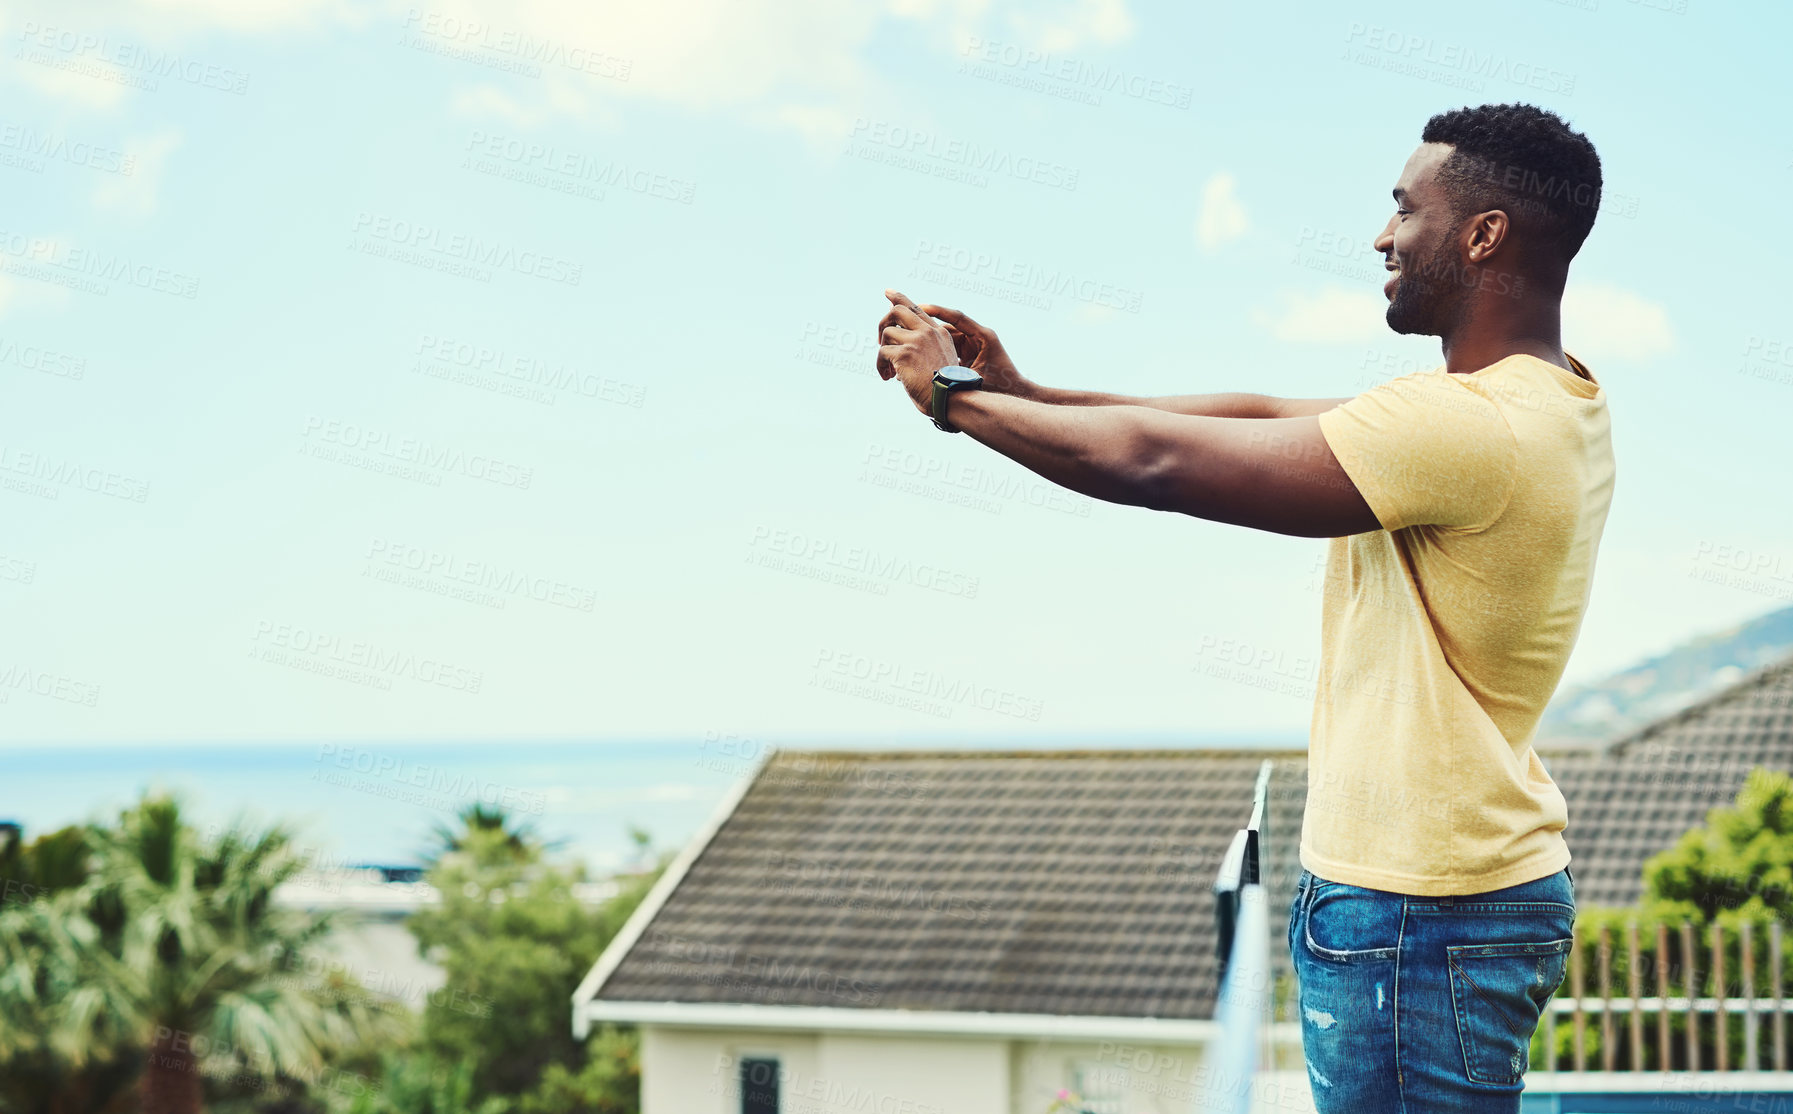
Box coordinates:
[1540,919,1791,1072]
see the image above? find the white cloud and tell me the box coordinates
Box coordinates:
[1250,286,1386,345]
[4,0,366,114]
[1004,0,1133,52]
[450,84,559,131]
[7,0,1137,146]
[1563,281,1674,362]
[0,272,74,320]
[761,102,864,152]
[91,129,182,217]
[888,0,1133,51]
[431,1,884,150]
[9,59,134,112]
[415,0,1138,144]
[1195,172,1248,252]
[33,0,367,36]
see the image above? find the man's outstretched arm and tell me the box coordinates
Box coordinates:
[895,296,1351,418]
[1024,384,1355,418]
[940,391,1381,538]
[876,291,1379,536]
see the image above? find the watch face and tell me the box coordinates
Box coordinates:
[936,365,981,386]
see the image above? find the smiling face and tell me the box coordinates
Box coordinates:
[1375,142,1471,337]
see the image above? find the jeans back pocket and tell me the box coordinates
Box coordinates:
[1446,937,1573,1085]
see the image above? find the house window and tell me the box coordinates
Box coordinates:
[1069,1059,1128,1114]
[740,1056,780,1114]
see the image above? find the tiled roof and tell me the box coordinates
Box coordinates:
[595,749,1308,1020]
[1547,654,1793,907]
[589,656,1793,1021]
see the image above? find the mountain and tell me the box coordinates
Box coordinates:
[1538,605,1793,746]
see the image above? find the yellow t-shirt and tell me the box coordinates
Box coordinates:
[1302,351,1613,895]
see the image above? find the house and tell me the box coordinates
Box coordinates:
[572,655,1793,1114]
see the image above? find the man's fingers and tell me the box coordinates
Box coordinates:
[918,303,977,332]
[877,297,925,375]
[876,306,906,369]
[876,306,926,356]
[887,304,930,330]
[939,322,980,358]
[878,292,955,382]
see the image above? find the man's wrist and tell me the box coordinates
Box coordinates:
[937,384,1002,432]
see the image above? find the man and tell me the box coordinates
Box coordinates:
[875,102,1610,1112]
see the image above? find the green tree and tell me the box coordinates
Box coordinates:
[341,1056,505,1114]
[406,806,662,1111]
[510,1025,640,1114]
[1640,766,1793,924]
[0,796,404,1114]
[423,805,550,864]
[1541,767,1793,1070]
[0,823,140,1114]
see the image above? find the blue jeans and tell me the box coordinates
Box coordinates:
[1288,865,1576,1113]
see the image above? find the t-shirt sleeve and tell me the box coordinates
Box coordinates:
[1316,371,1519,533]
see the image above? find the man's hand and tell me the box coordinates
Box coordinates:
[916,302,1037,399]
[877,289,959,417]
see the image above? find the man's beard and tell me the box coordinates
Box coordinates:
[1385,240,1467,337]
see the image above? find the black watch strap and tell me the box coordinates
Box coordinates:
[931,371,982,433]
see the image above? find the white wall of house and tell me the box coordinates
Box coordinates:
[636,1026,1318,1114]
[1012,1039,1218,1114]
[640,1027,816,1113]
[818,1034,1007,1114]
[642,1026,1007,1114]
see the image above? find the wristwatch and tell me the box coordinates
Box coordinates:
[930,365,984,433]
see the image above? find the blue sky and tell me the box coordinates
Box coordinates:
[5,0,1791,749]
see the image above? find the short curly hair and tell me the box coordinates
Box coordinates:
[1420,103,1603,264]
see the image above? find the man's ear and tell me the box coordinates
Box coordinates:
[1464,209,1510,264]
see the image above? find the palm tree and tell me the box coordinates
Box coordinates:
[1,795,405,1114]
[0,824,141,1114]
[423,802,556,865]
